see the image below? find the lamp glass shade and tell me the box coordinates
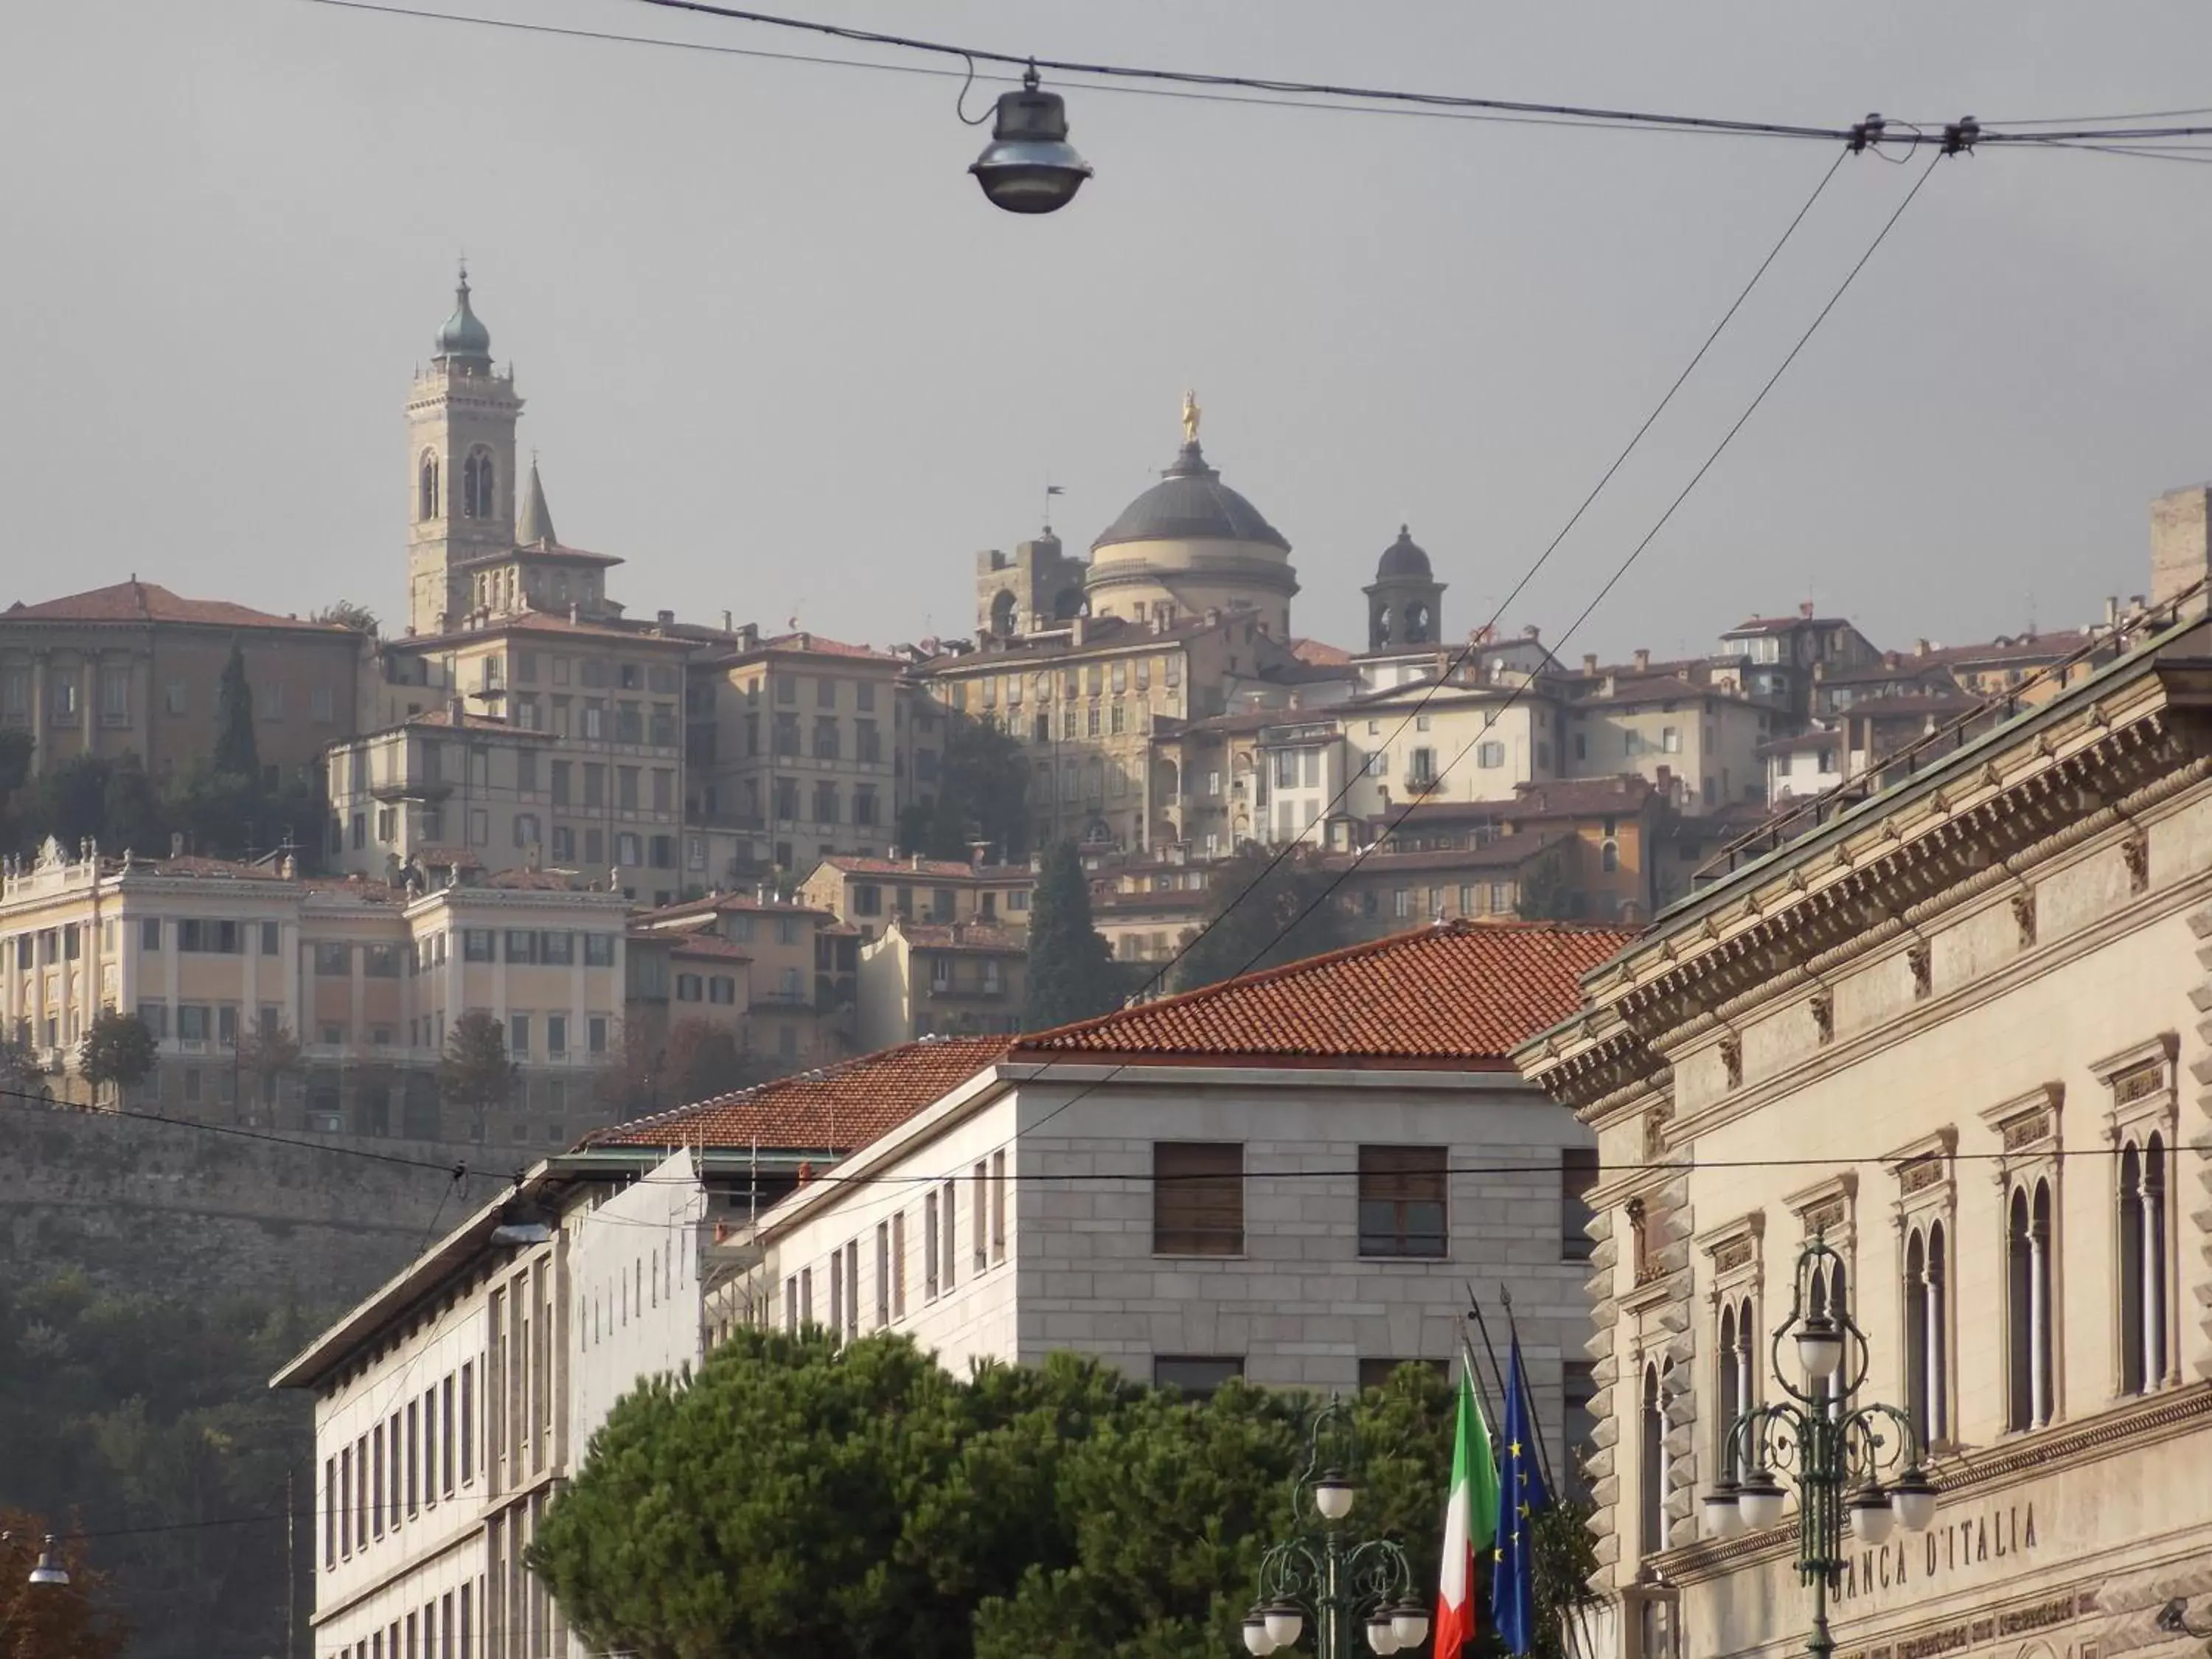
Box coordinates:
[1242,1611,1279,1656]
[1796,1315,1845,1381]
[1391,1604,1431,1646]
[1313,1472,1356,1522]
[969,74,1092,215]
[1738,1474,1787,1530]
[1846,1486,1896,1545]
[27,1539,69,1587]
[1703,1486,1746,1538]
[1364,1613,1400,1655]
[1890,1469,1938,1533]
[1265,1606,1304,1648]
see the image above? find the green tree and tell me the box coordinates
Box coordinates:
[0,1029,48,1093]
[100,754,167,855]
[0,1514,128,1659]
[662,1017,768,1104]
[231,1020,304,1116]
[1023,838,1120,1031]
[437,1009,515,1141]
[210,641,259,782]
[1514,852,1579,921]
[31,754,114,850]
[904,714,1031,863]
[1170,845,1354,995]
[0,728,34,795]
[311,599,379,634]
[78,1011,159,1099]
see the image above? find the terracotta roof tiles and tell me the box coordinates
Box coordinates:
[582,1034,1012,1152]
[5,580,356,633]
[1012,919,1638,1070]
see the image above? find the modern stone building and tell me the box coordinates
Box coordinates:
[1512,509,2212,1659]
[719,920,1632,1416]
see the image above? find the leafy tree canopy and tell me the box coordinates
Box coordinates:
[312,599,380,634]
[211,641,259,783]
[1169,845,1354,995]
[1023,839,1121,1032]
[437,1009,516,1137]
[900,714,1031,865]
[530,1335,1472,1659]
[78,1012,159,1093]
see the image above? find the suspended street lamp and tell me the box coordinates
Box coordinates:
[968,63,1093,214]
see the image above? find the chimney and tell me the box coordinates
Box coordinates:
[1523,625,1540,642]
[1582,653,1598,674]
[1915,639,1930,656]
[2105,595,2121,628]
[656,608,675,629]
[1601,674,1616,698]
[722,609,734,633]
[2144,484,2202,607]
[911,852,923,871]
[1800,600,1816,619]
[1070,616,1086,646]
[1632,647,1650,672]
[737,622,759,651]
[568,602,580,624]
[448,696,466,726]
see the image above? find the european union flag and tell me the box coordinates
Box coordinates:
[1489,1337,1551,1656]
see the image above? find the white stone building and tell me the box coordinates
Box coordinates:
[1514,506,2212,1659]
[714,921,1635,1452]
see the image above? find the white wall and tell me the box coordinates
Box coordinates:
[569,1150,709,1452]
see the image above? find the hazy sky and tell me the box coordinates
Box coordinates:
[7,1,2212,661]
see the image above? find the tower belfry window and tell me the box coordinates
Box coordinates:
[419,453,440,521]
[463,450,495,520]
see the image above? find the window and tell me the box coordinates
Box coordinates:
[1358,1357,1448,1392]
[406,1400,420,1515]
[1638,1360,1669,1555]
[1476,740,1504,768]
[584,933,615,967]
[508,1015,530,1057]
[1152,1356,1243,1398]
[971,1162,988,1273]
[1357,1146,1447,1257]
[990,1149,1006,1263]
[1561,1148,1599,1260]
[891,1211,907,1318]
[315,942,351,976]
[459,1362,474,1484]
[2118,1135,2169,1397]
[2005,1180,2054,1430]
[1902,1222,1947,1444]
[1715,1296,1754,1483]
[940,1180,958,1290]
[462,449,494,519]
[925,1191,940,1298]
[441,1376,456,1496]
[139,917,161,950]
[875,1222,891,1326]
[1152,1142,1242,1255]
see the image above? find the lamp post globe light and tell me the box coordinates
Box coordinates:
[1701,1237,1939,1659]
[1241,1400,1430,1659]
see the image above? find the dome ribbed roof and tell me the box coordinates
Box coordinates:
[1377,524,1432,579]
[434,268,492,361]
[1093,441,1289,553]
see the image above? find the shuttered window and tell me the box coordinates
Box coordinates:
[1357,1145,1448,1258]
[1153,1142,1244,1255]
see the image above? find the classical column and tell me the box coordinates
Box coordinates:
[2140,1161,2164,1387]
[1922,1254,1945,1439]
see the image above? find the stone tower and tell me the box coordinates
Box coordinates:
[1365,525,1445,650]
[406,266,522,636]
[975,532,1087,637]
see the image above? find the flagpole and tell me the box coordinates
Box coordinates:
[1498,1284,1600,1659]
[1463,1284,1512,1455]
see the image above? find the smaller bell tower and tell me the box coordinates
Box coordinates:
[406,265,522,635]
[1365,525,1446,651]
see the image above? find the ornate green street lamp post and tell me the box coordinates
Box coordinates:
[1239,1399,1432,1659]
[1700,1237,1941,1659]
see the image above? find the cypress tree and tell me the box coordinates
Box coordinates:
[1021,838,1120,1032]
[211,641,260,782]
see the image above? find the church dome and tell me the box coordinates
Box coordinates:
[1376,524,1432,580]
[1092,440,1290,553]
[434,268,492,361]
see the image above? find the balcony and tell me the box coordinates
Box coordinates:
[1403,773,1444,796]
[926,980,1010,1001]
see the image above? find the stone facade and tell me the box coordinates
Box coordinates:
[1517,594,2212,1659]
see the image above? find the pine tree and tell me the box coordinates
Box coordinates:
[211,641,259,782]
[437,1009,517,1141]
[1022,839,1120,1032]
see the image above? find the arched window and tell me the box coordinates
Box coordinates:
[1639,1360,1665,1555]
[462,449,495,520]
[418,452,439,521]
[1805,1256,1847,1411]
[1375,605,1393,644]
[2119,1136,2168,1396]
[2006,1181,2054,1430]
[1601,840,1620,873]
[990,590,1017,635]
[1904,1222,1947,1444]
[1405,601,1433,644]
[1716,1299,1753,1484]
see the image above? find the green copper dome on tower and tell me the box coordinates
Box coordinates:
[434,264,492,362]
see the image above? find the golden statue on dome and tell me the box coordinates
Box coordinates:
[1181,388,1201,446]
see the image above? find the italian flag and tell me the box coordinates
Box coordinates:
[1436,1364,1500,1658]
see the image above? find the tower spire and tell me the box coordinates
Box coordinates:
[517,453,557,549]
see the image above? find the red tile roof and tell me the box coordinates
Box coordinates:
[1337,832,1562,876]
[1011,919,1639,1071]
[757,630,898,661]
[582,1034,1013,1152]
[1288,636,1355,667]
[1506,775,1659,818]
[5,580,356,633]
[668,934,753,962]
[815,855,990,880]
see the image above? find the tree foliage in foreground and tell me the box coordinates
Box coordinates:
[1170,844,1355,995]
[1022,838,1121,1032]
[531,1332,1464,1659]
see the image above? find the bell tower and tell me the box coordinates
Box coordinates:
[1365,525,1445,651]
[406,265,522,635]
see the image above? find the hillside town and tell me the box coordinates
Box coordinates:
[5,10,2212,1659]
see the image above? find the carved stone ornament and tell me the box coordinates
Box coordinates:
[2011,890,2037,947]
[1644,1111,1669,1158]
[1713,1237,1754,1274]
[2111,1060,2163,1106]
[1804,1196,1847,1234]
[2002,1112,2051,1152]
[1810,989,1834,1046]
[1907,942,1932,999]
[2123,831,2149,895]
[1719,1034,1742,1089]
[1899,1154,1943,1195]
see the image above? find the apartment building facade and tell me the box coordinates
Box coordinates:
[0,839,627,1143]
[855,918,1029,1048]
[795,853,1036,939]
[1515,592,2212,1659]
[627,890,859,1068]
